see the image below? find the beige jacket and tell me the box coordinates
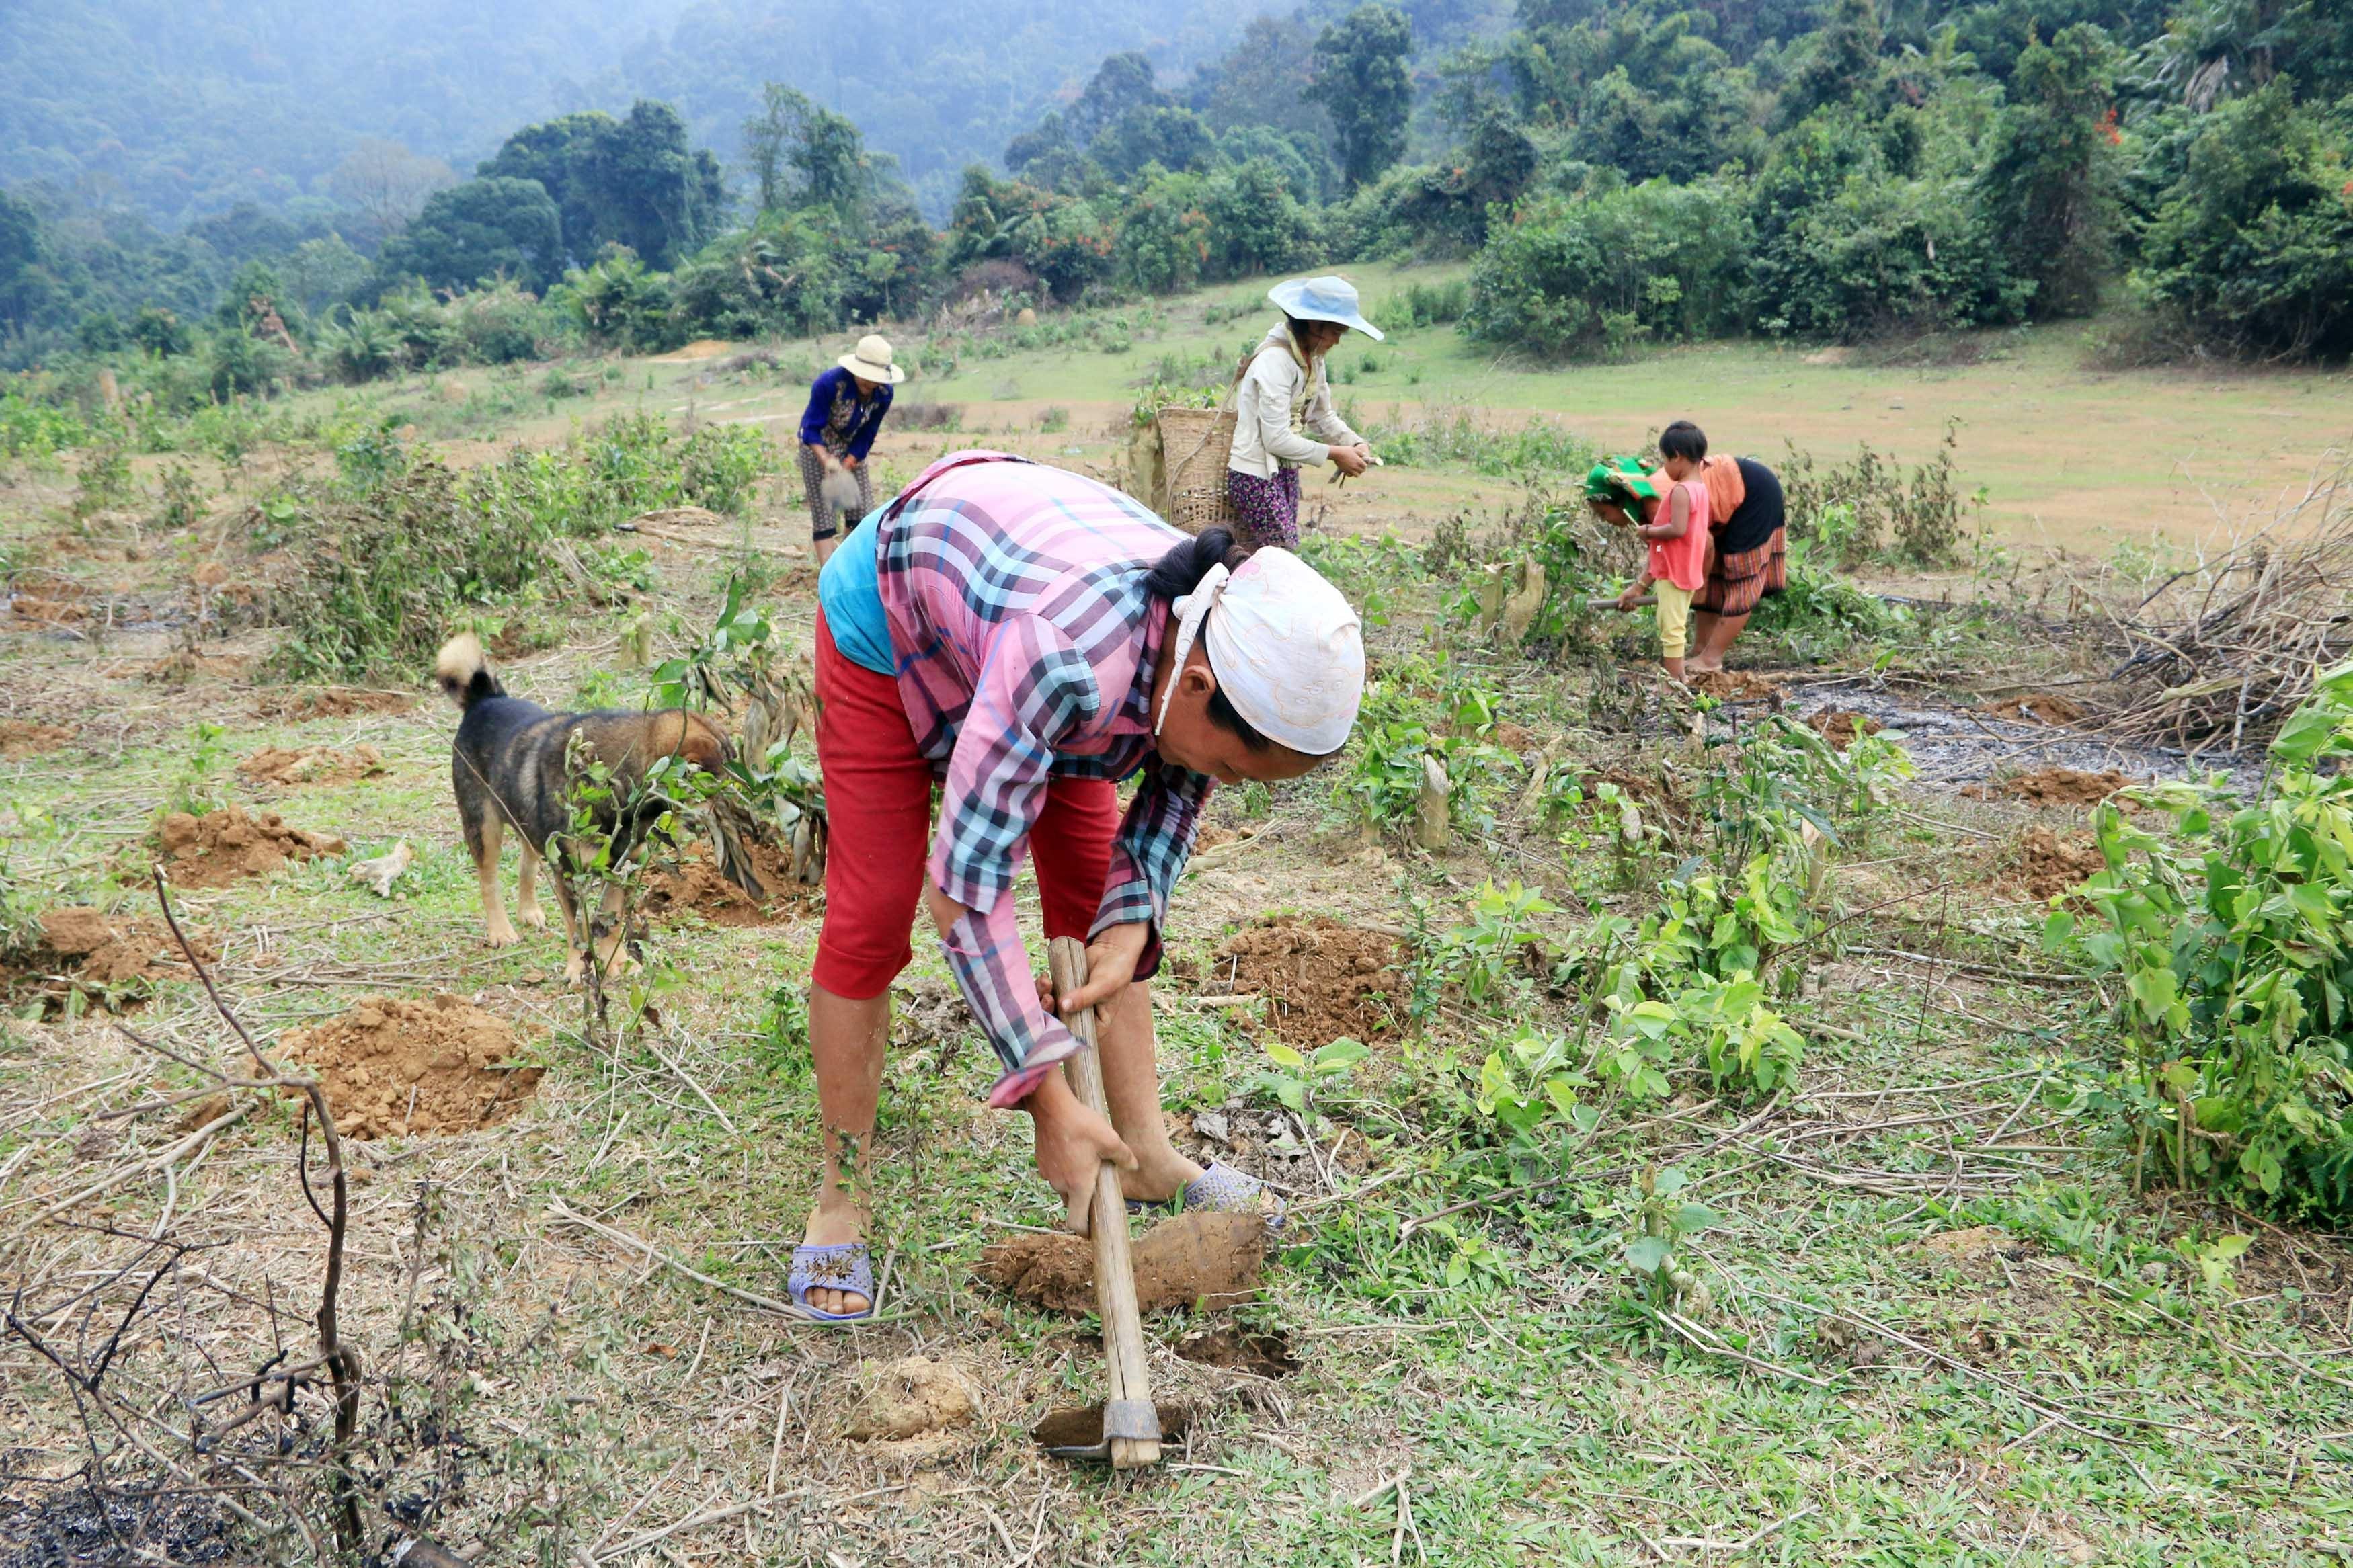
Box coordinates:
[1226,324,1363,479]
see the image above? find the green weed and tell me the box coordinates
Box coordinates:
[2048,660,2353,1217]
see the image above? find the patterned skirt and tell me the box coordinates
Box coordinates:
[1695,526,1787,617]
[797,442,875,541]
[1225,466,1301,549]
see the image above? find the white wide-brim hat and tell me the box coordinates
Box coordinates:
[1267,276,1384,342]
[838,333,906,384]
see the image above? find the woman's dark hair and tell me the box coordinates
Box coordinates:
[1142,528,1274,753]
[1285,313,1330,357]
[1660,419,1708,461]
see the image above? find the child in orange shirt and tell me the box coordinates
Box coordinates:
[1614,422,1712,681]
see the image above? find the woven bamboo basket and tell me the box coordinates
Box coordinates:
[1155,407,1239,535]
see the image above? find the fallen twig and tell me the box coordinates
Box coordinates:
[546,1198,901,1325]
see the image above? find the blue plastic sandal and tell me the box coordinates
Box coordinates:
[788,1241,875,1321]
[1130,1161,1287,1229]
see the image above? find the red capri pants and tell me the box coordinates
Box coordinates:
[811,610,1119,1000]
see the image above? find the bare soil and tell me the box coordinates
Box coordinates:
[641,839,821,927]
[1977,693,2090,727]
[283,993,542,1139]
[840,1356,976,1442]
[1691,670,1782,704]
[0,719,75,759]
[1031,1401,1196,1452]
[1808,710,1885,750]
[1962,767,2135,807]
[1,908,218,1012]
[152,805,345,889]
[252,688,419,722]
[1213,917,1403,1046]
[2012,827,2106,901]
[235,744,385,787]
[975,1211,1267,1315]
[1172,1323,1300,1378]
[8,592,88,626]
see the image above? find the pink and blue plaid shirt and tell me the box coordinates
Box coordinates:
[872,451,1212,1105]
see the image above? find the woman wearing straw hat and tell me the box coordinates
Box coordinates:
[788,448,1367,1318]
[797,333,904,565]
[1224,275,1382,550]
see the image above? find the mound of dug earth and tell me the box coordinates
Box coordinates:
[0,720,75,759]
[155,806,344,889]
[285,993,541,1139]
[1691,670,1782,704]
[37,907,216,985]
[642,840,819,928]
[254,688,417,722]
[2013,828,2105,901]
[1962,768,2132,807]
[1977,693,2089,727]
[976,1211,1267,1315]
[237,745,385,787]
[1215,917,1402,1046]
[840,1356,976,1442]
[3,909,218,1012]
[1808,710,1884,750]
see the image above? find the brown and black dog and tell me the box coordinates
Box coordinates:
[434,633,730,982]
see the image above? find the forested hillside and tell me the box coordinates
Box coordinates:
[0,1,687,226]
[3,0,2348,384]
[0,0,1364,229]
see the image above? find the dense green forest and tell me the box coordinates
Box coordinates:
[3,0,2349,395]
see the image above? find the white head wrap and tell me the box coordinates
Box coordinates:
[1154,547,1365,755]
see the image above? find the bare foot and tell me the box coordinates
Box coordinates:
[1116,1144,1206,1207]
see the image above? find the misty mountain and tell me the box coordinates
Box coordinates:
[2,0,1304,228]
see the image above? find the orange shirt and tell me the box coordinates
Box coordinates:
[1697,455,1745,531]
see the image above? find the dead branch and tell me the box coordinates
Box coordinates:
[2098,462,2353,747]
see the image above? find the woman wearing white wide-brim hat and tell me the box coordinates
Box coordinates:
[1224,276,1383,549]
[798,333,905,565]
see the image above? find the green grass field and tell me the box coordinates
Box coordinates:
[279,261,2350,561]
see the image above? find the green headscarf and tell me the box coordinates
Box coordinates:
[1583,456,1671,507]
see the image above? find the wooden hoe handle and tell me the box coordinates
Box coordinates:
[1047,936,1162,1469]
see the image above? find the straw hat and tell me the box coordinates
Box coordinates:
[1267,276,1384,342]
[838,333,906,384]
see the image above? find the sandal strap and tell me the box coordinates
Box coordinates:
[1184,1161,1287,1229]
[789,1241,875,1320]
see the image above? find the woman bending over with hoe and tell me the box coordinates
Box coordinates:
[797,334,902,565]
[791,450,1367,1319]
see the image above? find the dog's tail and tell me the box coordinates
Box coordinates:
[434,633,503,710]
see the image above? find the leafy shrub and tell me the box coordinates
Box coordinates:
[551,253,677,352]
[1369,278,1470,334]
[0,387,97,461]
[1747,111,2031,341]
[2130,81,2353,360]
[1466,179,1752,358]
[1778,423,1982,567]
[450,282,555,364]
[71,438,136,518]
[2049,663,2353,1218]
[267,413,774,678]
[319,311,402,383]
